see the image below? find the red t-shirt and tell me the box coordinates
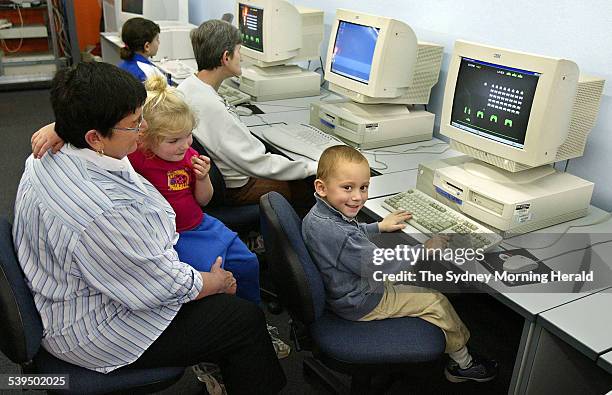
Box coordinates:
[129,147,203,232]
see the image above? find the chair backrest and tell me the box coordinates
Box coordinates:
[0,217,43,364]
[190,138,226,207]
[260,192,326,324]
[221,13,234,23]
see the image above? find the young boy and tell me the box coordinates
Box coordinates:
[302,145,497,383]
[177,19,315,206]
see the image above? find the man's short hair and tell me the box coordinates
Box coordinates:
[317,145,369,181]
[191,19,242,71]
[50,62,147,148]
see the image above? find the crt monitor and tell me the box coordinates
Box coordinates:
[237,0,323,67]
[324,9,443,105]
[440,40,605,172]
[103,0,189,33]
[330,21,378,84]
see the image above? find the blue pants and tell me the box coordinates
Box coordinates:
[174,215,261,305]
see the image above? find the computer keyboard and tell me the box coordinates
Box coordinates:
[381,189,502,251]
[262,123,346,161]
[159,59,194,79]
[219,82,251,106]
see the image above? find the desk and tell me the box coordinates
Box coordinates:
[522,289,612,394]
[538,289,612,361]
[599,351,612,375]
[364,192,612,394]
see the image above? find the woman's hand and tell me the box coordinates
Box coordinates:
[378,210,412,232]
[191,155,211,180]
[32,123,64,159]
[197,257,237,298]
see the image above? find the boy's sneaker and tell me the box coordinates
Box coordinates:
[192,362,226,395]
[444,355,498,383]
[244,231,266,254]
[267,324,291,359]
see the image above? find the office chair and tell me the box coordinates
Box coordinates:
[260,192,447,394]
[0,217,185,395]
[221,13,234,23]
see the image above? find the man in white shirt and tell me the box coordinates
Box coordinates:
[178,19,316,206]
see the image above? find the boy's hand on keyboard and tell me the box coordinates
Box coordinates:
[424,235,449,250]
[378,210,412,232]
[191,155,211,180]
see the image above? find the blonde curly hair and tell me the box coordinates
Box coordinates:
[140,75,197,154]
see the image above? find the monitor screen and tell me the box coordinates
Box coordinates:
[121,0,143,14]
[450,57,540,149]
[239,3,264,52]
[330,21,379,84]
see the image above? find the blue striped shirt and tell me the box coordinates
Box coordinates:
[12,145,203,373]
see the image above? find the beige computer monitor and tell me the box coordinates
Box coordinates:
[324,9,442,105]
[440,40,604,172]
[236,0,323,67]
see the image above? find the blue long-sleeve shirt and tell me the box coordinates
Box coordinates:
[302,195,423,320]
[118,53,172,85]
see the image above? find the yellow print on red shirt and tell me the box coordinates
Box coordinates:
[167,169,190,191]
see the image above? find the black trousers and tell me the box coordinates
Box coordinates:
[125,294,286,394]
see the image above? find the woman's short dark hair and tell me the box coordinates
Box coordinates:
[119,17,160,60]
[50,62,147,148]
[191,19,242,71]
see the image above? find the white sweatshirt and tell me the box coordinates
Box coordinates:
[178,75,317,188]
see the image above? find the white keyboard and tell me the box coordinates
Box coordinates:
[160,59,194,79]
[382,189,502,251]
[262,123,345,161]
[219,82,251,106]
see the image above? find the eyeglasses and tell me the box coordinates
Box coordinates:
[112,113,144,132]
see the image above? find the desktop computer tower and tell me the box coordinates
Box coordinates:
[309,99,434,149]
[416,156,593,236]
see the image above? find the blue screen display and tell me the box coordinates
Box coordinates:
[330,21,379,84]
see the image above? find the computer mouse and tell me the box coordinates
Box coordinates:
[502,255,539,273]
[235,106,253,116]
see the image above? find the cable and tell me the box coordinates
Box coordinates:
[502,211,612,250]
[313,56,326,87]
[563,159,570,172]
[537,239,612,265]
[1,4,23,53]
[251,113,272,126]
[368,154,388,171]
[360,142,450,156]
[256,103,309,110]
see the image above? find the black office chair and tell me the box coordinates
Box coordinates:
[0,217,184,394]
[260,192,447,394]
[191,138,260,235]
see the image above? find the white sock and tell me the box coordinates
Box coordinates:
[449,346,473,369]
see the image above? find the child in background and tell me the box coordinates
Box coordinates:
[30,75,291,359]
[118,17,172,85]
[302,145,497,383]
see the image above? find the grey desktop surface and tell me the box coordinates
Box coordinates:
[598,351,612,375]
[366,197,612,319]
[537,289,612,361]
[364,196,612,394]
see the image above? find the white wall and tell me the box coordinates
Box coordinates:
[189,0,612,212]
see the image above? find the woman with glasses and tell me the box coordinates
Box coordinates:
[13,62,286,394]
